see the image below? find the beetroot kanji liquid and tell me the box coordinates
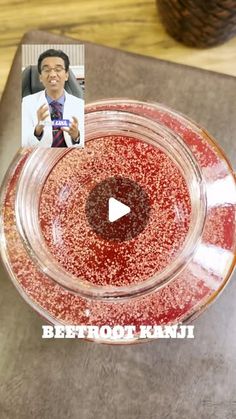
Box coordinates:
[39,135,192,287]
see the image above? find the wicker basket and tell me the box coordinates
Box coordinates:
[156,0,236,47]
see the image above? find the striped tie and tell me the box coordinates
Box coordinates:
[50,101,67,148]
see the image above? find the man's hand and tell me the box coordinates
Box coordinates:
[35,104,49,137]
[62,116,80,142]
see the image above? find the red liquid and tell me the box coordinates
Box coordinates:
[39,135,191,287]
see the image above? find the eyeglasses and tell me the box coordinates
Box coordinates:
[41,66,66,74]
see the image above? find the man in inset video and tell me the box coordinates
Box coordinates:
[22,49,84,147]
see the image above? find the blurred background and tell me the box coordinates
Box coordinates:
[1,3,236,419]
[1,0,236,98]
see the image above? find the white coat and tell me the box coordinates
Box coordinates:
[22,90,84,147]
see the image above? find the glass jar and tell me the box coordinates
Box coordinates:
[1,99,236,344]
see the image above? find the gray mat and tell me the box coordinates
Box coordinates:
[0,30,235,419]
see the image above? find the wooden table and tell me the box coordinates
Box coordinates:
[1,8,236,419]
[1,0,236,97]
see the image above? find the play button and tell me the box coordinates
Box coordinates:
[85,176,150,241]
[108,198,130,222]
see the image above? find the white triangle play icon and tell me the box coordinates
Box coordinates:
[108,197,131,223]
